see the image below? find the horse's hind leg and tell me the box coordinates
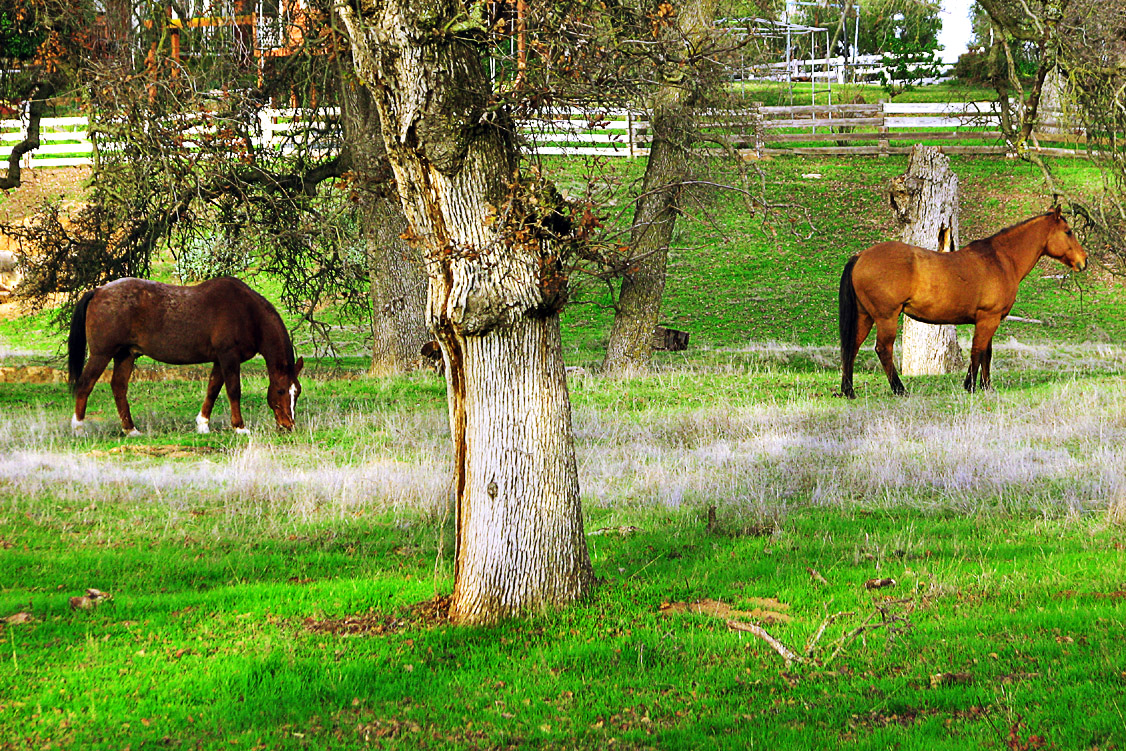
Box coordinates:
[874,316,907,396]
[72,354,112,434]
[195,364,225,434]
[110,354,141,436]
[841,312,875,398]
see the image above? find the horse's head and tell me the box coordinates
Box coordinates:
[267,356,304,431]
[1044,206,1088,272]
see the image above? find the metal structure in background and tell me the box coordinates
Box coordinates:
[722,0,863,107]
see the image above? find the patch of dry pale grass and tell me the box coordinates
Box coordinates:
[573,372,1126,519]
[2,362,1124,526]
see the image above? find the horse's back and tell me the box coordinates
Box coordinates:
[85,277,268,365]
[851,241,1001,324]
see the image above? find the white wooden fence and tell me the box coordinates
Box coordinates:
[0,108,340,168]
[522,102,1088,159]
[0,102,1091,167]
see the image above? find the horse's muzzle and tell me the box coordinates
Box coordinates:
[1076,259,1088,272]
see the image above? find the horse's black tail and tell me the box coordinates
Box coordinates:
[839,255,860,368]
[68,289,96,392]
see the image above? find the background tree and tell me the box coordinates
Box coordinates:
[893,145,963,376]
[789,0,940,58]
[7,0,430,372]
[603,0,729,373]
[975,0,1126,271]
[0,0,91,190]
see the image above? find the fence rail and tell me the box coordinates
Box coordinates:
[522,101,1091,159]
[0,102,1094,168]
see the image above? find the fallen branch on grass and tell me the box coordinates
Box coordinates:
[726,619,802,665]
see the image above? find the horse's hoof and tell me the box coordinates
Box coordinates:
[71,416,85,435]
[125,428,143,438]
[234,427,250,435]
[196,414,210,434]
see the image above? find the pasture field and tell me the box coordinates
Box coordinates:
[1,360,1126,750]
[2,146,1126,749]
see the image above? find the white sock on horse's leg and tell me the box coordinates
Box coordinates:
[196,413,210,434]
[71,415,84,434]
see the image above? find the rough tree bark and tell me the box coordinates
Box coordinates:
[336,0,594,624]
[603,0,716,374]
[892,145,964,375]
[338,80,429,374]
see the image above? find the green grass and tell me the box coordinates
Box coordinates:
[3,494,1124,749]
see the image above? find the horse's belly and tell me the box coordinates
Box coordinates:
[130,336,218,365]
[903,300,976,326]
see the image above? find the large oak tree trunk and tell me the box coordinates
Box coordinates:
[892,145,964,375]
[337,0,594,624]
[603,0,716,374]
[338,81,429,375]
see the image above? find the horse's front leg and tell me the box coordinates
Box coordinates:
[72,354,112,434]
[220,361,249,434]
[965,318,1001,392]
[110,354,141,436]
[195,364,225,434]
[874,316,907,396]
[980,340,995,390]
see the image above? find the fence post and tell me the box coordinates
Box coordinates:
[626,109,636,158]
[750,102,765,159]
[878,99,889,157]
[19,100,32,171]
[258,109,273,152]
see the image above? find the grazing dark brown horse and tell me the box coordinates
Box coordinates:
[839,207,1087,398]
[68,277,303,435]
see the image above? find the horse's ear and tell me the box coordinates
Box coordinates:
[295,356,304,375]
[1053,205,1063,219]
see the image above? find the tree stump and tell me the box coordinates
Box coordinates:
[891,145,964,376]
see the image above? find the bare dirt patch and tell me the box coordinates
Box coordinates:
[0,166,90,223]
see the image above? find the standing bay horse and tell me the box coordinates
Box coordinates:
[68,277,304,435]
[839,207,1087,398]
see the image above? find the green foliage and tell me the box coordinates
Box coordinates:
[0,8,43,61]
[879,36,944,96]
[787,0,940,58]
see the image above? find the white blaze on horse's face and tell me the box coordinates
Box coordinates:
[268,378,300,431]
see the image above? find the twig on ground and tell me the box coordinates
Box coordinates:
[727,619,802,665]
